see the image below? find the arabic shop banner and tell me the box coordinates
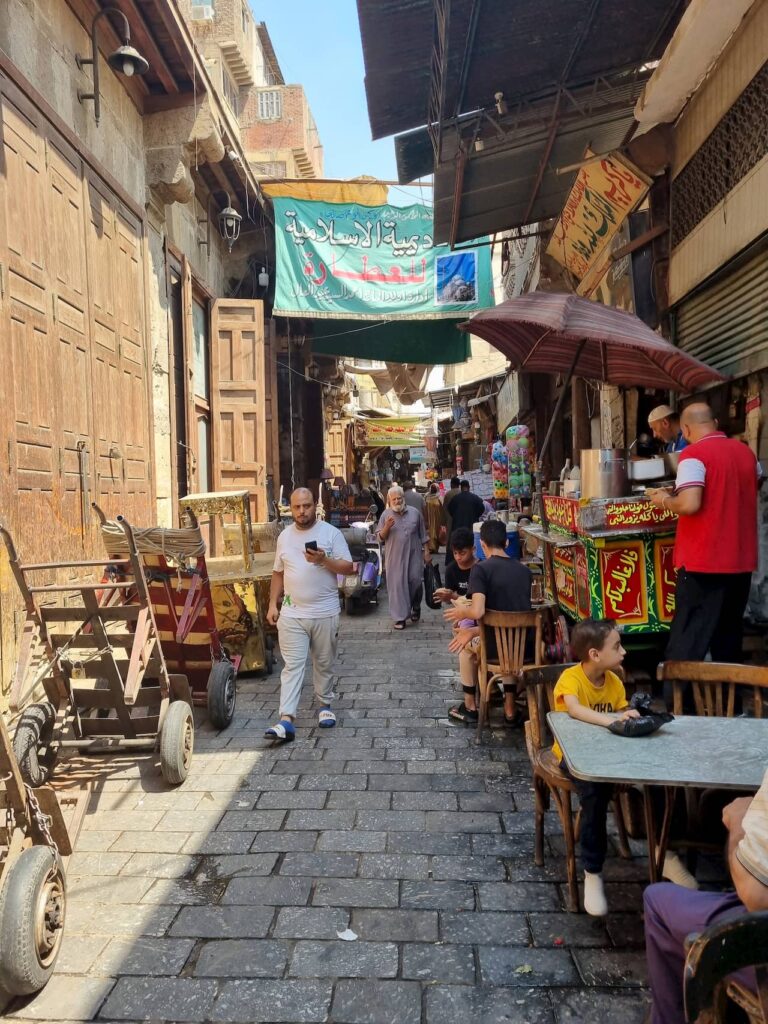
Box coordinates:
[355,417,426,447]
[272,198,494,320]
[546,153,651,295]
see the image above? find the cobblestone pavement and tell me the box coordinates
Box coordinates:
[7,587,655,1023]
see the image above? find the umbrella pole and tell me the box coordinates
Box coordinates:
[534,339,586,617]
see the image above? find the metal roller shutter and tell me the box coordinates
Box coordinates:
[674,245,768,379]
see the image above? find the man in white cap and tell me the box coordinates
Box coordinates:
[648,405,687,453]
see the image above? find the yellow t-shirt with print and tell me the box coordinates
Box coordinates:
[551,663,628,762]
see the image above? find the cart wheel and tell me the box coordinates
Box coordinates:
[207,660,237,729]
[159,701,194,785]
[345,595,357,615]
[261,640,275,677]
[0,846,66,996]
[13,702,58,787]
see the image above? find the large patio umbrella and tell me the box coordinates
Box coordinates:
[459,292,726,483]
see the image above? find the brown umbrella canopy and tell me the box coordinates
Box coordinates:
[459,292,726,392]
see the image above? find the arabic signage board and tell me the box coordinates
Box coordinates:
[653,538,677,623]
[542,495,579,535]
[598,540,648,625]
[408,446,434,464]
[546,154,651,293]
[272,198,494,319]
[356,417,426,447]
[496,372,519,433]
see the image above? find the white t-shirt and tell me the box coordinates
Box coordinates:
[273,521,352,619]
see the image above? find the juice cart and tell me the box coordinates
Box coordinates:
[523,494,677,641]
[179,491,275,675]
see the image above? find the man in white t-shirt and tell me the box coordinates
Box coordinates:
[265,488,353,743]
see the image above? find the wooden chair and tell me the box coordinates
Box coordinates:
[657,661,768,718]
[685,912,768,1023]
[522,663,632,913]
[476,609,545,741]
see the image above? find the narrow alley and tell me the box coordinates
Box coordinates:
[8,590,651,1024]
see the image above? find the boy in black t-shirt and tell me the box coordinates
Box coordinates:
[444,519,531,726]
[433,528,476,602]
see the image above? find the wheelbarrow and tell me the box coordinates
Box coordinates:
[0,712,73,997]
[0,518,195,788]
[179,490,276,675]
[94,504,240,729]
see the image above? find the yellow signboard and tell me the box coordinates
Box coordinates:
[356,416,426,447]
[546,154,651,293]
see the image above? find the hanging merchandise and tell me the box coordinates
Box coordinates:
[506,424,533,498]
[491,439,509,501]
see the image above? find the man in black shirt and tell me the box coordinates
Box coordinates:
[434,528,476,602]
[444,519,531,726]
[443,476,462,566]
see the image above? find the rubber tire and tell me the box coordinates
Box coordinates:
[345,596,357,615]
[207,660,237,730]
[159,701,194,785]
[13,702,58,787]
[261,639,275,677]
[0,846,66,996]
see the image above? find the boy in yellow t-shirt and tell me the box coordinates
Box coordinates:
[553,619,639,917]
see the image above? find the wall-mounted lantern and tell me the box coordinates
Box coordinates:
[217,192,242,252]
[76,7,149,125]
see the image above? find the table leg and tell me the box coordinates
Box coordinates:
[643,785,675,884]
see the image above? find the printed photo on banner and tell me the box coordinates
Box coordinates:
[435,251,477,305]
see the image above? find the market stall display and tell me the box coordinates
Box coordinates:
[0,518,195,787]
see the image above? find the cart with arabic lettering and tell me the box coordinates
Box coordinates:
[521,495,678,643]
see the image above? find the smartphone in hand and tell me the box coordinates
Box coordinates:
[305,541,319,552]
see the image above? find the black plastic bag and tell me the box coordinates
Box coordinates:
[424,562,443,610]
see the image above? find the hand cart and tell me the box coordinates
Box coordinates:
[94,506,240,730]
[0,518,195,788]
[0,713,73,997]
[179,491,276,675]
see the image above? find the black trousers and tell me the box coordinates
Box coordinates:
[561,761,613,874]
[665,569,751,662]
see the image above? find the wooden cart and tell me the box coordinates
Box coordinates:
[180,491,276,674]
[0,518,195,788]
[0,713,75,996]
[95,510,239,730]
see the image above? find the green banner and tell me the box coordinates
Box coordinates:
[272,198,493,320]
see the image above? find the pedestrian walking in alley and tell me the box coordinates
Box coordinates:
[265,488,353,743]
[424,482,446,554]
[402,478,425,517]
[445,480,484,564]
[443,475,461,565]
[377,484,430,630]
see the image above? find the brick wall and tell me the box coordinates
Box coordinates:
[241,85,324,177]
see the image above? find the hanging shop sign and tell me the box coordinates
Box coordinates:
[408,446,435,464]
[496,372,520,433]
[546,153,651,294]
[355,417,426,447]
[272,198,494,319]
[598,541,649,625]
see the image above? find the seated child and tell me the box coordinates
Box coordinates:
[553,619,638,916]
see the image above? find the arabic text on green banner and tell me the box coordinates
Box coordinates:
[272,198,494,320]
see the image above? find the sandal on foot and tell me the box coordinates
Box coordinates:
[318,707,336,729]
[393,620,407,630]
[264,720,295,743]
[448,703,479,725]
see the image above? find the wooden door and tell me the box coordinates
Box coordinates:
[263,319,280,506]
[211,299,268,521]
[325,422,346,481]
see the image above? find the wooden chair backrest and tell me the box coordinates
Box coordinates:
[658,661,768,718]
[522,663,577,757]
[684,911,768,1023]
[479,609,544,675]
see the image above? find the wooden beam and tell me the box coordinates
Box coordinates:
[139,0,194,77]
[611,223,668,262]
[108,0,180,94]
[143,89,197,114]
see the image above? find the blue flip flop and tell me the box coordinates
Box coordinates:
[318,708,336,728]
[264,719,295,743]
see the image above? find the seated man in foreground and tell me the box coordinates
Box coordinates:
[644,770,768,1023]
[443,519,531,726]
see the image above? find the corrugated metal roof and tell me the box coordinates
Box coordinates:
[357,0,684,141]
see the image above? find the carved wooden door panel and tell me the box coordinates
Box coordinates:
[210,299,267,521]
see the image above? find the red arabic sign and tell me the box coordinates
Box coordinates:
[543,495,578,533]
[654,538,677,623]
[553,548,577,616]
[575,545,591,619]
[599,541,648,624]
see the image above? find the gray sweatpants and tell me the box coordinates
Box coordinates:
[276,614,340,718]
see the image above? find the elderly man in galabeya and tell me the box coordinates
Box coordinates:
[377,485,430,630]
[265,488,353,743]
[647,403,761,665]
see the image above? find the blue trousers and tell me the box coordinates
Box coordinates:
[644,883,753,1024]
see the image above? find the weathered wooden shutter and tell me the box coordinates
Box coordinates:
[210,299,268,521]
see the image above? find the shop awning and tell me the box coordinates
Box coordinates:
[311,319,471,365]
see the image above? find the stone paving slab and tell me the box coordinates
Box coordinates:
[3,581,666,1023]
